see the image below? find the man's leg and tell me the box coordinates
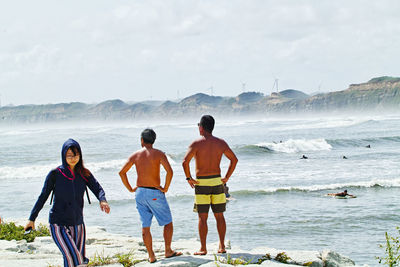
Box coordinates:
[163,222,173,256]
[142,227,156,263]
[194,212,209,255]
[162,222,183,258]
[214,212,226,253]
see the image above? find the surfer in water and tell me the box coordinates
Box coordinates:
[301,155,308,159]
[327,190,355,198]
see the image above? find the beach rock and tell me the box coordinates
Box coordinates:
[285,250,323,266]
[0,222,362,267]
[259,262,300,266]
[322,250,355,266]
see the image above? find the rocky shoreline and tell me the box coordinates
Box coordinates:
[0,220,367,267]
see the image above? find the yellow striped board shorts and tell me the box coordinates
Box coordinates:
[194,174,226,213]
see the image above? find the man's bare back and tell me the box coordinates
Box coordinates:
[182,115,238,256]
[119,129,180,262]
[131,147,165,187]
[190,135,229,177]
[119,132,173,193]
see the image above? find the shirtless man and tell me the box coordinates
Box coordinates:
[182,115,238,255]
[119,129,182,263]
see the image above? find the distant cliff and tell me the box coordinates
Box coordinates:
[1,76,400,123]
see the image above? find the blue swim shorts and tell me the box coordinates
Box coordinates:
[135,187,172,228]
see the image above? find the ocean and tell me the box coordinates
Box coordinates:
[1,114,400,266]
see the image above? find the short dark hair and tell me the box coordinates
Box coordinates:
[199,115,215,133]
[141,128,156,144]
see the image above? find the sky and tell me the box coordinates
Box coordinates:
[1,0,400,106]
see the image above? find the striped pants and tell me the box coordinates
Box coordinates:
[50,223,88,267]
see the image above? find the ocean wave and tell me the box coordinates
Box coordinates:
[0,159,127,180]
[232,178,400,196]
[255,138,332,153]
[105,178,400,202]
[235,145,274,155]
[0,163,57,180]
[0,129,49,137]
[86,159,126,172]
[327,135,400,148]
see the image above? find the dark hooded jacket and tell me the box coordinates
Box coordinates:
[29,139,107,226]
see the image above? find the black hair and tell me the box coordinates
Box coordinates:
[141,128,156,144]
[199,115,215,133]
[69,146,91,177]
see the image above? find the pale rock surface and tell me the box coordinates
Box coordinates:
[0,221,367,267]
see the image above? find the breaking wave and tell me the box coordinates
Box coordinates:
[255,139,332,153]
[0,159,126,180]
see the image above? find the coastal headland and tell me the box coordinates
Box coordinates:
[1,76,400,124]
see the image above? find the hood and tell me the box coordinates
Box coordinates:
[61,138,82,168]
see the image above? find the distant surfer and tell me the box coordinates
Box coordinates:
[327,190,355,198]
[342,156,348,159]
[366,144,371,148]
[301,155,308,159]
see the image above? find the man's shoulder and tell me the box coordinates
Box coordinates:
[152,148,166,156]
[130,149,146,159]
[213,135,225,142]
[190,137,205,146]
[210,136,228,146]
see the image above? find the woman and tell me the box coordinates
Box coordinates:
[25,138,110,267]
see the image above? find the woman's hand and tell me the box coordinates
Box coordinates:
[24,220,35,231]
[100,201,110,214]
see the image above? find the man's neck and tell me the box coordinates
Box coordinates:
[202,131,212,138]
[143,144,153,149]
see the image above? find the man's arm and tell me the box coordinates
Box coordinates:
[182,143,198,188]
[221,144,238,184]
[119,155,137,193]
[159,153,173,193]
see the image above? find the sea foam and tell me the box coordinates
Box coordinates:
[256,138,332,153]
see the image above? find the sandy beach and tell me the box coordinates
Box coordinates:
[0,219,366,267]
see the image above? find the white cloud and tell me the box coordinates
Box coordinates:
[0,0,400,105]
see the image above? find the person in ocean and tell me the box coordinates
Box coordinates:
[182,115,238,255]
[301,154,308,159]
[24,138,110,267]
[328,189,355,197]
[119,129,182,263]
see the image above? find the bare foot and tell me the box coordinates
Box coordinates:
[148,257,157,263]
[194,250,207,255]
[165,251,183,258]
[218,249,227,254]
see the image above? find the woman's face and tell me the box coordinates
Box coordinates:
[65,148,80,169]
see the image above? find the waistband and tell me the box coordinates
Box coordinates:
[196,174,221,179]
[139,186,159,190]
